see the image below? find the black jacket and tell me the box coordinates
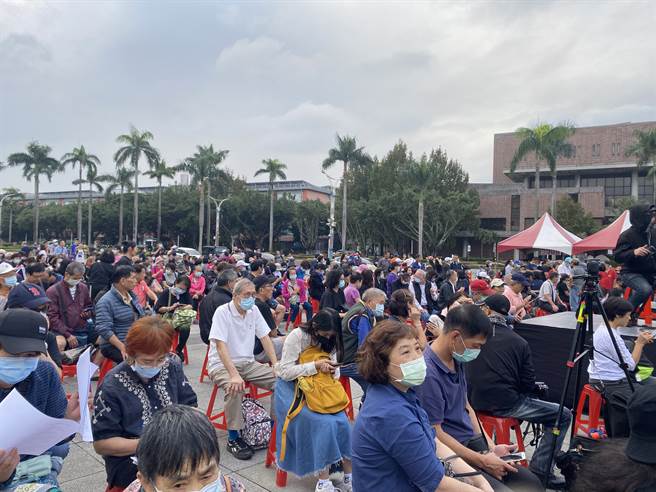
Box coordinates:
[438,281,457,310]
[88,261,114,299]
[199,285,232,344]
[308,272,325,301]
[466,314,536,413]
[615,226,656,276]
[411,281,435,312]
[319,289,347,313]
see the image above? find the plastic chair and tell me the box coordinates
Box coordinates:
[199,345,210,383]
[534,308,549,317]
[171,331,189,365]
[205,382,271,430]
[339,376,355,421]
[60,364,77,382]
[477,412,528,467]
[97,358,115,385]
[574,384,605,435]
[624,287,654,325]
[265,422,288,487]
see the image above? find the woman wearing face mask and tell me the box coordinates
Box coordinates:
[163,263,178,289]
[92,317,198,492]
[282,266,313,329]
[189,264,206,311]
[276,309,353,492]
[0,262,18,311]
[319,269,347,313]
[352,319,492,492]
[155,276,193,361]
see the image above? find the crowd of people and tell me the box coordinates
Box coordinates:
[0,237,655,491]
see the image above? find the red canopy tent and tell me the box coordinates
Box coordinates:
[572,210,630,254]
[497,213,581,255]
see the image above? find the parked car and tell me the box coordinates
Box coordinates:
[202,245,229,257]
[175,247,202,259]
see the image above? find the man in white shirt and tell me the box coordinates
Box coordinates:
[208,278,278,460]
[537,271,566,313]
[557,257,572,277]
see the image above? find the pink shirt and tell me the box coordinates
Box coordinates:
[503,285,526,319]
[190,275,206,296]
[133,280,149,307]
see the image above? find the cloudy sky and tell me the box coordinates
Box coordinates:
[1,0,654,193]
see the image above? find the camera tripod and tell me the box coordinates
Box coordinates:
[544,275,635,488]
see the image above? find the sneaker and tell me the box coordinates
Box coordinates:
[339,478,352,492]
[226,437,253,460]
[315,481,341,492]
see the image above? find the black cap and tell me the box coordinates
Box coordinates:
[253,275,274,291]
[0,309,48,354]
[511,273,529,287]
[484,294,511,316]
[625,385,656,464]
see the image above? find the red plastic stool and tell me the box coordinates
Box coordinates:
[205,382,271,430]
[171,331,189,365]
[265,422,288,487]
[60,364,77,382]
[97,359,115,385]
[574,384,605,435]
[339,376,355,421]
[535,308,548,317]
[624,288,654,325]
[199,345,210,383]
[477,412,528,467]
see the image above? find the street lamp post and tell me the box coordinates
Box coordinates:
[0,194,17,244]
[322,171,338,261]
[208,196,229,247]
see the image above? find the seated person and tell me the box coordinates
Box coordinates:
[415,305,542,491]
[276,309,353,492]
[340,287,387,401]
[207,279,278,460]
[154,275,193,360]
[468,295,571,489]
[573,384,656,492]
[556,274,571,310]
[537,271,566,313]
[92,317,198,491]
[0,309,84,490]
[388,289,428,349]
[253,275,285,362]
[352,319,492,492]
[124,405,245,492]
[95,266,145,363]
[502,274,532,321]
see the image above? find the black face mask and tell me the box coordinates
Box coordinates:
[316,335,336,353]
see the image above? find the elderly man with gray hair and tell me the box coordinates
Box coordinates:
[340,287,387,402]
[207,278,278,461]
[46,261,93,352]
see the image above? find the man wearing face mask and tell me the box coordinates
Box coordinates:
[415,304,543,491]
[46,262,93,353]
[207,279,278,460]
[0,309,84,490]
[0,262,18,311]
[615,203,656,325]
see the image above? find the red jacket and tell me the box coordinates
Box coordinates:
[46,281,92,337]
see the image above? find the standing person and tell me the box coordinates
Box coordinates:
[569,258,587,312]
[115,241,136,268]
[343,272,362,309]
[189,263,206,310]
[88,249,115,300]
[46,262,93,352]
[207,279,278,460]
[319,269,347,313]
[0,262,17,311]
[386,260,401,298]
[599,263,618,295]
[94,266,144,363]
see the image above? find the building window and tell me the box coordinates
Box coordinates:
[639,174,654,201]
[557,175,576,188]
[581,174,631,206]
[527,176,553,189]
[481,218,506,231]
[524,217,535,228]
[610,142,621,156]
[592,143,601,157]
[510,195,520,231]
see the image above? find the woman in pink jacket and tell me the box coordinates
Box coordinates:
[189,264,206,310]
[282,265,313,328]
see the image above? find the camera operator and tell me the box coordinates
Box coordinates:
[615,204,656,325]
[468,295,571,489]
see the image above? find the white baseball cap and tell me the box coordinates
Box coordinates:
[0,262,16,276]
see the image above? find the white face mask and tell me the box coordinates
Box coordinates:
[154,472,224,492]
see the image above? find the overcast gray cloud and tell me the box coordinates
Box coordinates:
[0,0,654,193]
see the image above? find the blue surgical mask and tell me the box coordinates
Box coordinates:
[4,276,17,287]
[289,275,296,281]
[452,334,481,363]
[131,363,161,379]
[338,279,346,289]
[0,356,39,385]
[240,297,255,311]
[173,287,186,295]
[374,303,385,317]
[155,473,223,492]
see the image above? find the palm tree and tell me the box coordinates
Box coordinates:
[177,145,229,250]
[255,158,288,251]
[509,122,575,220]
[144,158,176,240]
[408,159,434,258]
[7,142,63,242]
[626,129,656,203]
[114,127,159,242]
[0,187,23,244]
[100,167,135,242]
[73,163,104,245]
[61,145,101,242]
[322,134,372,250]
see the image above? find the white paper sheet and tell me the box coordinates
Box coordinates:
[76,347,98,442]
[0,389,80,455]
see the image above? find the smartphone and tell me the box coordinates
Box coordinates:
[501,452,526,462]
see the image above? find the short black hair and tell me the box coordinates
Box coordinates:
[112,265,135,284]
[350,272,363,284]
[603,296,634,321]
[121,241,136,253]
[325,269,343,290]
[250,259,264,272]
[133,264,145,274]
[443,304,491,338]
[25,263,46,275]
[175,275,191,289]
[136,405,221,484]
[99,249,115,264]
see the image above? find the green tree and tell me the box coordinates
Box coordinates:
[294,200,328,252]
[509,122,576,219]
[144,159,176,241]
[61,145,101,242]
[114,126,160,242]
[554,196,599,237]
[407,157,433,258]
[255,158,288,251]
[0,187,23,244]
[7,142,64,242]
[322,134,372,250]
[100,166,135,242]
[625,129,656,203]
[177,145,229,250]
[73,163,104,244]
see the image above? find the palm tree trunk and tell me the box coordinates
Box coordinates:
[551,171,557,216]
[652,168,656,204]
[33,177,39,243]
[418,198,424,258]
[119,187,124,242]
[77,164,83,241]
[88,182,93,245]
[157,181,162,240]
[198,180,205,251]
[206,181,212,245]
[341,161,348,250]
[268,182,274,252]
[133,157,139,243]
[534,165,540,223]
[8,208,13,244]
